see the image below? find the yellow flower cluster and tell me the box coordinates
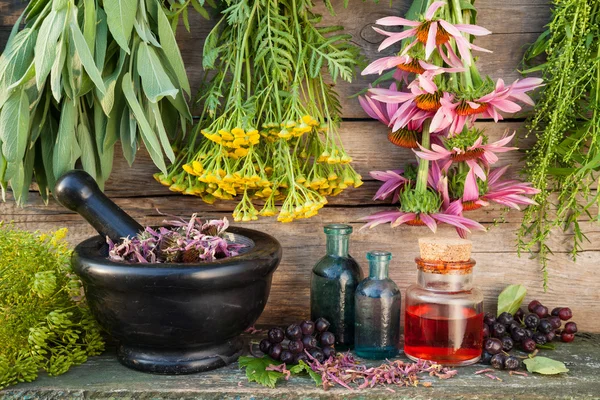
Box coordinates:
[261,115,320,141]
[158,113,363,223]
[202,127,260,159]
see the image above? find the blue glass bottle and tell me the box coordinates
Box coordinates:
[354,251,400,359]
[311,224,363,349]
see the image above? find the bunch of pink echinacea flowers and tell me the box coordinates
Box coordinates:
[358,0,541,237]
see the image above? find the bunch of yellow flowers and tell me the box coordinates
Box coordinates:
[156,0,363,223]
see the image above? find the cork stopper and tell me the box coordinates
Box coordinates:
[418,237,472,262]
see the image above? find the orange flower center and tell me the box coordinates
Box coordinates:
[415,91,442,111]
[450,148,485,162]
[388,129,420,148]
[397,59,426,74]
[416,21,451,46]
[462,200,483,211]
[406,216,426,226]
[456,101,490,116]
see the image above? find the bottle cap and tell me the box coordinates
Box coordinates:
[418,237,472,262]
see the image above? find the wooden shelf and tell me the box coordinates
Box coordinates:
[2,333,599,399]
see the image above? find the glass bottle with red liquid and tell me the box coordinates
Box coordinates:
[404,238,483,366]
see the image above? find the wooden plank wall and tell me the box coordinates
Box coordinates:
[2,1,600,332]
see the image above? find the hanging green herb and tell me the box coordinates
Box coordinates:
[518,0,600,287]
[0,224,104,389]
[155,0,364,223]
[0,0,196,205]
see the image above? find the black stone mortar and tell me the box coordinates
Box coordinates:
[54,171,281,374]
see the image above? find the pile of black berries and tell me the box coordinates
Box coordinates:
[481,301,577,370]
[259,318,335,364]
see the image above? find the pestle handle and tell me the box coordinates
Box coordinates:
[54,170,144,242]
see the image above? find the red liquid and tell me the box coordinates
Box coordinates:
[404,304,483,365]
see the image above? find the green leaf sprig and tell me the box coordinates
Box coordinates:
[497,284,527,315]
[518,0,600,288]
[0,0,193,205]
[238,356,321,388]
[523,356,569,375]
[0,224,104,389]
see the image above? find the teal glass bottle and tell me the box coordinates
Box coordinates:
[354,251,401,359]
[311,224,363,349]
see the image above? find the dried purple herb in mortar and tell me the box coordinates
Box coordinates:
[107,214,244,263]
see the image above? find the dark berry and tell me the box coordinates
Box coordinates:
[280,350,295,364]
[288,340,304,354]
[533,332,547,345]
[295,353,309,364]
[521,338,536,353]
[300,320,315,336]
[497,312,514,326]
[481,351,493,365]
[511,327,527,343]
[515,308,525,323]
[269,343,283,360]
[524,313,540,329]
[546,331,556,342]
[491,354,506,370]
[508,321,521,332]
[551,307,562,317]
[558,308,573,321]
[484,338,503,355]
[538,319,553,334]
[504,356,520,370]
[528,300,542,313]
[548,316,561,330]
[315,318,331,332]
[564,322,577,334]
[501,336,514,352]
[259,339,272,354]
[561,332,575,343]
[322,346,336,359]
[268,327,285,343]
[534,305,549,319]
[483,312,496,326]
[285,324,303,340]
[319,331,335,347]
[524,329,533,338]
[302,335,317,350]
[309,348,325,362]
[483,323,490,338]
[492,323,506,338]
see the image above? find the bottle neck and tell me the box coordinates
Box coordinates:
[326,234,349,257]
[417,270,473,291]
[369,258,389,280]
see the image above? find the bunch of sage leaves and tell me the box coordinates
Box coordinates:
[0,0,195,205]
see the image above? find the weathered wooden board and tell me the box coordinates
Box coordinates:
[2,334,600,399]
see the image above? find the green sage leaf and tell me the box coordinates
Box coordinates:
[69,19,106,94]
[497,284,527,316]
[0,90,30,181]
[120,108,136,166]
[76,123,97,180]
[149,102,175,162]
[0,28,37,108]
[51,38,67,102]
[158,7,190,95]
[121,72,166,173]
[34,9,67,90]
[83,0,97,51]
[136,42,178,102]
[95,9,108,69]
[52,101,80,179]
[523,357,569,375]
[104,0,138,54]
